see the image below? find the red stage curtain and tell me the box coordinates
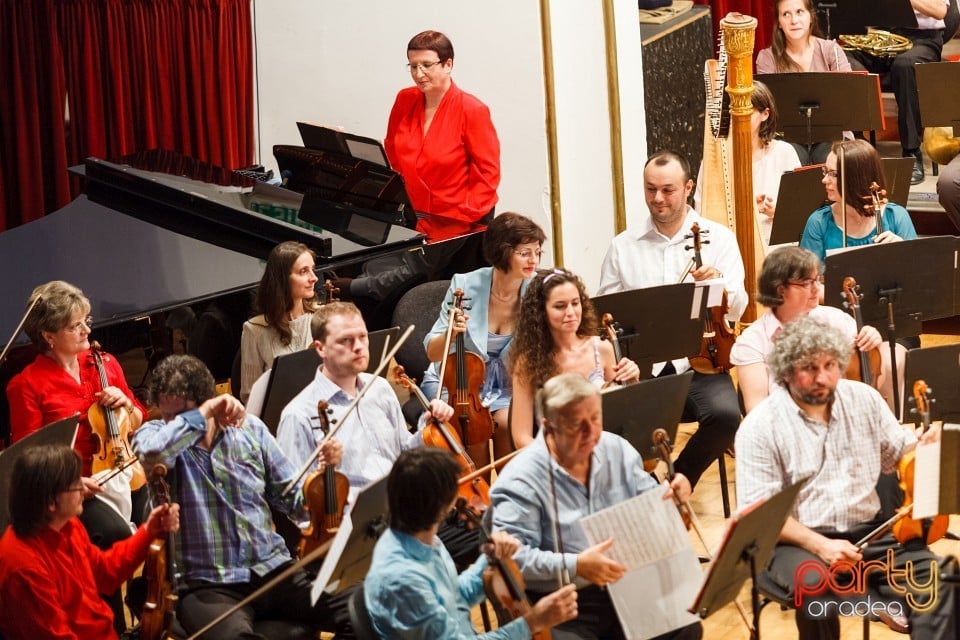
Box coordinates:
[0,0,254,232]
[694,0,773,58]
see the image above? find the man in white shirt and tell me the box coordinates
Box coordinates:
[846,0,951,184]
[597,150,744,489]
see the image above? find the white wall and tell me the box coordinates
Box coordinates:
[253,0,647,292]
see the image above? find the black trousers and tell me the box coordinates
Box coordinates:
[765,522,956,640]
[178,563,354,640]
[659,368,740,488]
[846,29,944,152]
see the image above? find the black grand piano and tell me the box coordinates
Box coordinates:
[0,140,487,445]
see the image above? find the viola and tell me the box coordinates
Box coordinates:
[300,400,350,558]
[457,499,551,639]
[140,464,178,640]
[651,429,694,530]
[88,341,146,491]
[394,366,490,514]
[438,289,495,447]
[323,279,340,303]
[864,181,888,236]
[600,313,625,389]
[683,223,736,374]
[840,277,882,387]
[892,381,949,545]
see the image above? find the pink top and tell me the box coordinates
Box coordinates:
[756,37,852,74]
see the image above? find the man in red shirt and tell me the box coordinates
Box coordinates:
[0,446,179,639]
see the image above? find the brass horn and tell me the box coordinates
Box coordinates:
[839,30,913,58]
[923,127,960,167]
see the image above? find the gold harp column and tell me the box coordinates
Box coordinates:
[720,13,758,323]
[539,0,564,266]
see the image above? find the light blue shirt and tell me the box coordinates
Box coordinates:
[489,431,659,593]
[365,528,530,639]
[276,369,421,506]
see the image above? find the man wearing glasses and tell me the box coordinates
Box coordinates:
[0,445,179,639]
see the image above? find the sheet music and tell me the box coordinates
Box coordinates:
[310,516,354,605]
[580,491,701,639]
[914,424,960,519]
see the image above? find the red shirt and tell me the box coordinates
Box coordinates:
[0,519,152,640]
[385,82,500,241]
[6,351,145,475]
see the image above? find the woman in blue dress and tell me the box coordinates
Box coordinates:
[421,212,546,467]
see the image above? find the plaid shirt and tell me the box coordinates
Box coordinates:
[133,409,305,584]
[736,380,914,532]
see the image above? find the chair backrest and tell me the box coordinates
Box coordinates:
[390,279,451,380]
[348,585,380,640]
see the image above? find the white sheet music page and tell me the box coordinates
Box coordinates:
[580,490,701,639]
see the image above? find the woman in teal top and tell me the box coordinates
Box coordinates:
[800,139,917,265]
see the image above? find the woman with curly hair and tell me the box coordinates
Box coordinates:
[509,269,639,448]
[239,241,319,402]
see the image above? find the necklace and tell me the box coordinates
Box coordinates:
[490,288,518,303]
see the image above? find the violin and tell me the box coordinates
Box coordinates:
[683,224,736,375]
[393,366,490,514]
[140,464,178,640]
[323,279,340,303]
[438,289,495,447]
[88,341,146,491]
[599,314,625,389]
[300,400,350,558]
[456,498,551,639]
[864,181,888,236]
[892,381,949,545]
[840,277,882,388]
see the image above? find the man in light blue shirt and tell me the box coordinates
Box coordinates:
[490,373,701,640]
[365,447,578,638]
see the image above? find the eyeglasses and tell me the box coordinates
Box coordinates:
[406,60,442,74]
[514,248,543,261]
[821,167,838,179]
[788,275,824,290]
[64,316,93,334]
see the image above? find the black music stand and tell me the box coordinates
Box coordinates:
[259,327,401,434]
[593,284,703,378]
[917,62,960,131]
[880,157,914,207]
[690,480,806,640]
[602,372,693,463]
[824,236,956,416]
[756,73,884,151]
[905,344,960,424]
[770,166,828,245]
[0,415,79,530]
[815,0,917,38]
[310,475,389,602]
[297,122,391,168]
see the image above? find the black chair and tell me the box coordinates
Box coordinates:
[756,570,871,639]
[347,584,380,640]
[390,279,451,425]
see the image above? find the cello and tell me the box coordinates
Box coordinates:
[393,365,490,514]
[299,400,350,558]
[140,465,178,640]
[840,277,882,387]
[437,289,495,448]
[682,224,736,374]
[88,341,146,490]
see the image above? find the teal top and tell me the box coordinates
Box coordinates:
[799,203,917,266]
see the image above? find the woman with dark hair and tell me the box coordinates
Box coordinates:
[730,246,883,413]
[509,269,639,449]
[421,212,546,462]
[694,81,801,245]
[385,30,500,242]
[755,0,852,165]
[800,139,918,266]
[0,446,179,640]
[5,280,149,633]
[239,240,319,402]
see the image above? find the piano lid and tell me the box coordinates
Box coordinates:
[84,149,423,262]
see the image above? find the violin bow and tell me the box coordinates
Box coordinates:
[282,324,414,496]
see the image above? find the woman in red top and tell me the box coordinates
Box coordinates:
[385,30,500,242]
[6,279,147,634]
